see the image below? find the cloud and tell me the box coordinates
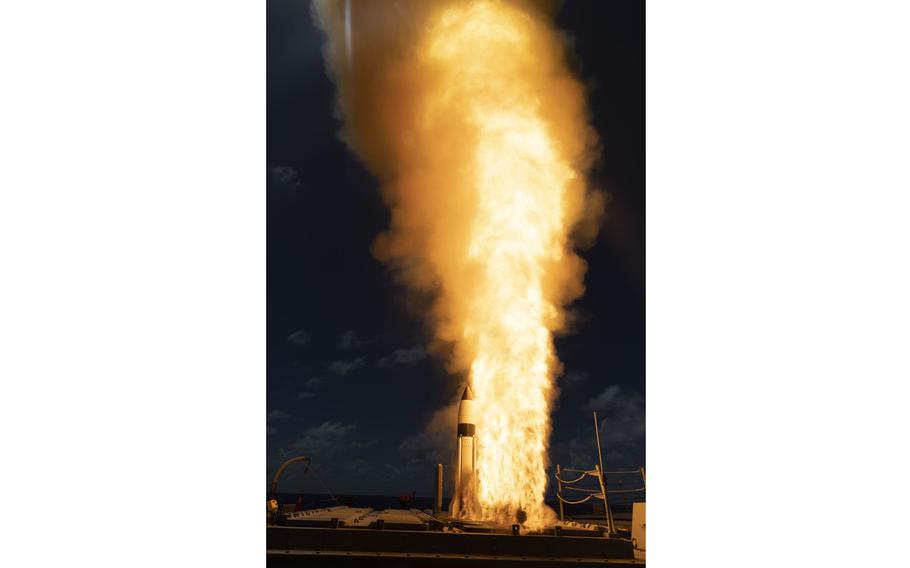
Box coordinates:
[267,409,293,436]
[287,330,311,347]
[398,432,444,464]
[565,385,645,469]
[377,345,427,368]
[304,376,324,389]
[327,357,365,375]
[268,409,292,421]
[285,377,325,402]
[397,400,458,469]
[585,384,621,410]
[270,165,302,193]
[598,391,645,445]
[292,421,375,458]
[337,330,363,351]
[562,370,589,387]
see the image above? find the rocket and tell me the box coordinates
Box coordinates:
[450,385,480,519]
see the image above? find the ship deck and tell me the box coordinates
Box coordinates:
[267,507,644,567]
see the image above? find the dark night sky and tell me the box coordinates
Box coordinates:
[266,0,644,497]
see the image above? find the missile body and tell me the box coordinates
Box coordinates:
[450,385,480,519]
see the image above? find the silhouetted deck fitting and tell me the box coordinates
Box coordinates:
[270,455,310,501]
[434,463,443,517]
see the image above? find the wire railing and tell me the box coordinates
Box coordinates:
[555,465,645,528]
[554,412,645,535]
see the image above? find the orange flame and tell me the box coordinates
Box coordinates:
[313,0,602,530]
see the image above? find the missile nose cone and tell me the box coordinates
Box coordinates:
[461,385,474,401]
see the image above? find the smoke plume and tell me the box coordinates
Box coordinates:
[313,0,603,529]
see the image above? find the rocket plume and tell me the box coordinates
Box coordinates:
[313,0,603,530]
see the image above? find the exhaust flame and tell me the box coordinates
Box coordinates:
[313,0,602,530]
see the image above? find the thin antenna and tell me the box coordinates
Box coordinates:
[593,411,616,535]
[556,464,564,522]
[344,0,353,72]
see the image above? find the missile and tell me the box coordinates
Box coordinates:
[450,385,480,519]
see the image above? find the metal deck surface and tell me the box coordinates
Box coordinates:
[267,510,642,568]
